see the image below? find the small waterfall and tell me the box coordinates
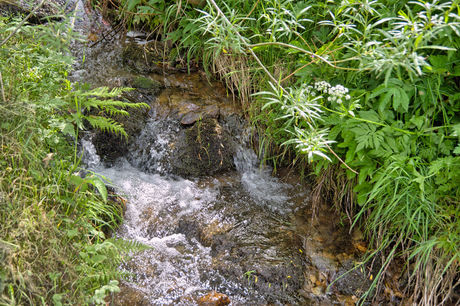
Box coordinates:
[81,136,101,169]
[127,118,180,174]
[78,115,307,304]
[234,147,290,212]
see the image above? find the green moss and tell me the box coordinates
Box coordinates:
[132,76,161,90]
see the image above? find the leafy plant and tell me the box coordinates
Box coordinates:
[94,0,460,304]
[0,13,148,305]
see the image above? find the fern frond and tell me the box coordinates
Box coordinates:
[78,87,133,98]
[101,105,130,117]
[86,116,128,140]
[108,238,151,253]
[84,98,149,113]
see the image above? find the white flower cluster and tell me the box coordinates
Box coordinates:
[327,84,351,104]
[300,81,351,104]
[314,81,331,93]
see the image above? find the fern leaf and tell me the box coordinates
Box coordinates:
[79,87,133,98]
[108,238,151,253]
[86,116,128,140]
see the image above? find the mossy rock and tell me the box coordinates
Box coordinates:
[131,76,162,91]
[122,42,164,74]
[92,93,153,166]
[170,118,235,177]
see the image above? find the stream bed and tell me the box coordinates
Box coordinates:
[71,2,377,305]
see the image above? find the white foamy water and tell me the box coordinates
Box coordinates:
[234,147,290,213]
[93,159,218,242]
[80,133,302,304]
[128,119,180,174]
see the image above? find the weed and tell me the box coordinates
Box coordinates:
[0,12,147,305]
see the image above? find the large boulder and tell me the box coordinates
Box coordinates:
[170,118,235,177]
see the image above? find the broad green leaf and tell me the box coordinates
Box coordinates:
[358,110,380,122]
[454,145,460,155]
[126,0,142,12]
[87,176,108,203]
[91,254,107,265]
[410,116,425,130]
[393,87,409,112]
[69,174,88,193]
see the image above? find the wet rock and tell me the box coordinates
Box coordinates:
[203,104,220,118]
[122,41,165,74]
[198,291,230,306]
[176,219,201,241]
[199,220,232,247]
[92,131,128,165]
[112,283,150,306]
[170,118,235,177]
[91,74,166,165]
[221,114,246,138]
[131,76,162,92]
[204,188,305,304]
[92,93,152,166]
[180,111,202,125]
[177,103,221,125]
[333,259,372,296]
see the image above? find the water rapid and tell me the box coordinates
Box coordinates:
[82,123,308,304]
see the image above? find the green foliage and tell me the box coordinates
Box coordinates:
[61,84,148,141]
[101,0,459,303]
[0,15,147,305]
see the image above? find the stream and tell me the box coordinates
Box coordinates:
[70,2,376,305]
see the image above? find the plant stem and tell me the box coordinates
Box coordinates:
[325,143,359,174]
[0,71,5,102]
[249,41,360,70]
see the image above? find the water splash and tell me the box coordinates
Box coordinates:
[234,147,290,213]
[81,136,100,169]
[127,119,180,174]
[94,160,217,241]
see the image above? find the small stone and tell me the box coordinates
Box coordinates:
[198,291,230,306]
[177,100,200,113]
[203,104,220,118]
[352,229,364,241]
[180,111,202,125]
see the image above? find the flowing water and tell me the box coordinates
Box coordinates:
[71,2,379,305]
[84,141,308,304]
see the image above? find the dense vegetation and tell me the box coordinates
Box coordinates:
[1,0,459,304]
[0,14,148,304]
[104,0,460,303]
